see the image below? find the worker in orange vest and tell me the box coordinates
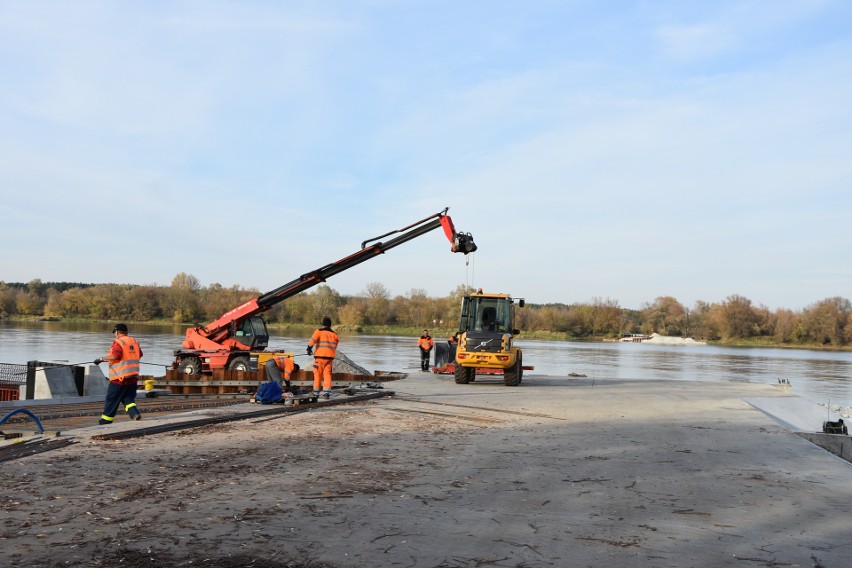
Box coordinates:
[265,355,300,403]
[418,329,434,371]
[307,316,339,399]
[94,323,143,424]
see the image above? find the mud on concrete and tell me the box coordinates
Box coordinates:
[2,372,851,567]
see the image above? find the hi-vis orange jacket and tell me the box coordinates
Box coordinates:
[308,328,339,359]
[418,335,434,351]
[271,355,297,379]
[109,335,142,384]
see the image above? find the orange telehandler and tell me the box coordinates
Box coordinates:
[172,208,476,375]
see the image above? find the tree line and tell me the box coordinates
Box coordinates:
[1,276,850,348]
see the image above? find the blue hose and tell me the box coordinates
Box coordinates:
[0,408,45,434]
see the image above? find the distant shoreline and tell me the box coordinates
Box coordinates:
[4,316,851,353]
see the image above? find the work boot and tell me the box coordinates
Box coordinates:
[98,419,111,425]
[321,390,331,399]
[129,409,142,421]
[311,390,320,397]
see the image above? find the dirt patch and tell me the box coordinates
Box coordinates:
[0,400,480,567]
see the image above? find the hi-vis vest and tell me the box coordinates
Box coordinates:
[309,328,339,358]
[272,355,296,379]
[109,335,141,384]
[418,336,434,350]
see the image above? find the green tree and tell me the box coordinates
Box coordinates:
[308,285,341,324]
[441,284,476,330]
[800,297,851,346]
[773,308,800,344]
[163,286,201,323]
[689,300,717,340]
[338,298,367,327]
[171,272,201,291]
[641,296,686,336]
[718,294,758,340]
[199,283,258,322]
[590,297,622,337]
[127,285,166,320]
[0,283,18,316]
[15,288,45,316]
[363,282,391,325]
[395,288,437,327]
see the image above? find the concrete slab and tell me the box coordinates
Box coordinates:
[746,395,842,432]
[82,364,108,396]
[797,432,852,463]
[4,373,852,568]
[33,365,79,398]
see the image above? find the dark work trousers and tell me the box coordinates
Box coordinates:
[265,360,291,391]
[101,378,139,422]
[420,348,431,371]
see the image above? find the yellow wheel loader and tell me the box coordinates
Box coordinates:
[453,290,525,386]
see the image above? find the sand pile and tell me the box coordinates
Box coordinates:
[643,333,707,345]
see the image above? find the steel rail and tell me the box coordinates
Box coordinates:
[0,437,79,463]
[91,390,394,440]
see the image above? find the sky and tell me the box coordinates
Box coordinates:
[1,1,850,311]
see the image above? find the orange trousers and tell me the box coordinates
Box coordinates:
[312,357,334,391]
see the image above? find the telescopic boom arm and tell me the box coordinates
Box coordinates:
[188,208,476,347]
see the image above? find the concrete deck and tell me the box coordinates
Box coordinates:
[4,372,852,567]
[326,372,852,567]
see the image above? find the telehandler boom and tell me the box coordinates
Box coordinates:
[173,208,476,374]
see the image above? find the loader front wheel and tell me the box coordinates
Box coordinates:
[454,364,475,384]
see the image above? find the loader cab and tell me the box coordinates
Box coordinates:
[459,292,522,336]
[234,316,270,351]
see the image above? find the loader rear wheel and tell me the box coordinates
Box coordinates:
[454,364,475,384]
[228,356,251,373]
[504,352,522,386]
[177,357,202,375]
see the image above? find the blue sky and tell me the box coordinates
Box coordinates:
[1,1,850,311]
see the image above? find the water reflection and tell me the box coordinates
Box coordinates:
[1,321,850,407]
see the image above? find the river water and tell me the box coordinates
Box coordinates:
[2,320,851,408]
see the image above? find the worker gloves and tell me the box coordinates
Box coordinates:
[93,358,102,365]
[306,346,313,356]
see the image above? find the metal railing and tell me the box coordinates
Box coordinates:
[0,363,27,386]
[0,363,27,401]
